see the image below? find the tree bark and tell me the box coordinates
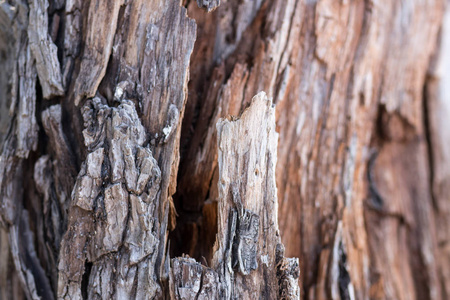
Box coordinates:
[0,0,449,299]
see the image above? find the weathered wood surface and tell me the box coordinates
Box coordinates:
[0,0,450,299]
[176,0,448,299]
[210,92,299,298]
[169,93,299,299]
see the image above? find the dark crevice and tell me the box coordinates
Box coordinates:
[182,0,191,9]
[365,100,388,202]
[367,149,383,208]
[60,99,84,171]
[338,242,351,300]
[35,79,48,156]
[422,78,437,211]
[52,8,66,65]
[97,51,117,107]
[81,260,93,299]
[36,79,61,111]
[194,269,205,300]
[97,3,128,109]
[130,264,139,299]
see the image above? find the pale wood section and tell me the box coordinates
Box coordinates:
[170,92,299,299]
[212,92,299,299]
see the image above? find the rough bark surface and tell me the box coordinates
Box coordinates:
[0,0,449,299]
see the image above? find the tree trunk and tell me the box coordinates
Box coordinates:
[0,0,448,299]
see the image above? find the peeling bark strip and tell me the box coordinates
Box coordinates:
[72,0,123,106]
[28,0,64,98]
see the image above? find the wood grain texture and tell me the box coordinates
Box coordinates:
[175,0,447,299]
[0,0,449,299]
